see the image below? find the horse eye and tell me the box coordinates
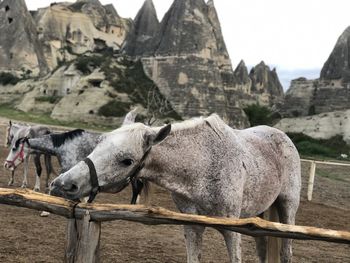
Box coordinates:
[121,159,133,166]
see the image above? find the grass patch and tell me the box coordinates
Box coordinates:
[287,133,350,160]
[0,72,20,86]
[0,104,112,132]
[35,96,62,104]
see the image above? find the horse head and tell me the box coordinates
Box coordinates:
[50,123,171,201]
[4,136,31,170]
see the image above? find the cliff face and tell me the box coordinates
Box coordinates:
[137,0,250,127]
[249,61,284,106]
[34,0,131,70]
[280,25,350,118]
[0,0,286,128]
[0,0,49,76]
[321,27,350,81]
[122,0,159,56]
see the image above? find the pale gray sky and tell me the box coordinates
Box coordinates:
[26,0,350,89]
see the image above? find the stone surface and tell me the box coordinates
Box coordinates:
[275,110,350,144]
[249,61,284,106]
[321,26,350,81]
[122,0,159,56]
[0,0,49,76]
[34,1,131,69]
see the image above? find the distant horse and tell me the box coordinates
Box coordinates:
[16,110,146,204]
[50,114,301,263]
[4,123,54,191]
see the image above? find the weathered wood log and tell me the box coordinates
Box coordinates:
[0,188,349,244]
[65,213,101,263]
[266,206,281,263]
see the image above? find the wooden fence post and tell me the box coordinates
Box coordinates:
[65,211,101,263]
[307,161,316,201]
[266,206,281,263]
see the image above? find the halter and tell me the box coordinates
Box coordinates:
[6,142,26,168]
[84,147,152,203]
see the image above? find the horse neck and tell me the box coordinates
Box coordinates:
[58,132,100,170]
[142,125,217,200]
[29,136,57,155]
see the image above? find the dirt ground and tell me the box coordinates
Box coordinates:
[0,122,349,262]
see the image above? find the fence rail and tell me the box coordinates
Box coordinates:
[301,159,350,201]
[0,188,349,244]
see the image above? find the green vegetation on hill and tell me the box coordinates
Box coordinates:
[0,72,20,86]
[287,133,350,160]
[0,103,112,132]
[243,104,276,126]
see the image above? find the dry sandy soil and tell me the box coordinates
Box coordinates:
[0,122,349,262]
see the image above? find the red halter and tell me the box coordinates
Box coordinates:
[6,142,25,168]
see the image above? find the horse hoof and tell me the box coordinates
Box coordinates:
[8,181,14,186]
[34,187,40,192]
[40,211,50,217]
[21,184,27,189]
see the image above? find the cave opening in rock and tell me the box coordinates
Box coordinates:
[8,17,13,24]
[5,5,9,11]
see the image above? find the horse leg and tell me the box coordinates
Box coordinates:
[33,154,42,192]
[8,170,15,186]
[44,154,52,189]
[21,155,30,188]
[184,225,205,263]
[131,179,144,204]
[275,196,299,263]
[218,229,242,263]
[254,213,267,263]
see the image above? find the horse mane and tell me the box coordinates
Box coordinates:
[110,114,227,143]
[50,129,85,148]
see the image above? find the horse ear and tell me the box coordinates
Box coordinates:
[122,108,138,126]
[9,120,12,126]
[149,124,171,146]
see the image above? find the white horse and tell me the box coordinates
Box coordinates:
[50,114,301,263]
[4,124,54,191]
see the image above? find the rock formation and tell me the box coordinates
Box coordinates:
[321,26,350,81]
[0,0,286,128]
[122,0,159,56]
[34,0,131,69]
[276,25,350,143]
[249,61,284,106]
[0,0,49,76]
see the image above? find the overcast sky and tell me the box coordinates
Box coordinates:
[26,0,350,89]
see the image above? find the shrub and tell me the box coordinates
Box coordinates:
[98,100,131,117]
[0,72,20,85]
[243,104,274,126]
[287,133,350,159]
[75,55,105,75]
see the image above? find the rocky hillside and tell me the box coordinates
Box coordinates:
[0,0,285,128]
[280,26,350,118]
[276,25,350,143]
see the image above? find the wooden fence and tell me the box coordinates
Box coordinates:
[301,159,350,201]
[0,188,349,263]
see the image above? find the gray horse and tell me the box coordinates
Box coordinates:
[50,115,301,263]
[14,109,145,203]
[4,123,54,191]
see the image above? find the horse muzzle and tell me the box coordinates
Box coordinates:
[50,177,81,200]
[4,161,16,170]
